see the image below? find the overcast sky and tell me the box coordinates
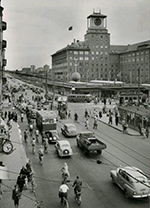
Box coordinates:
[2,0,150,70]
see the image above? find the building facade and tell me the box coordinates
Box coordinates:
[51,11,150,84]
[0,0,7,108]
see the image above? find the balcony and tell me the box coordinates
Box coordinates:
[2,21,7,31]
[2,40,7,49]
[2,59,7,67]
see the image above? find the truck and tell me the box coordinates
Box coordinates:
[36,110,59,143]
[76,131,107,155]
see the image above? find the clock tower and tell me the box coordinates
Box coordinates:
[84,11,110,80]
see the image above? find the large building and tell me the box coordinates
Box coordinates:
[0,0,7,108]
[51,11,150,84]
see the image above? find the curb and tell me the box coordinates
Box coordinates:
[98,118,141,136]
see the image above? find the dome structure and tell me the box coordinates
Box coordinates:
[71,72,81,82]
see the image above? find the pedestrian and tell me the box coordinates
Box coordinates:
[99,110,102,119]
[85,118,89,129]
[146,127,149,138]
[115,112,119,126]
[12,185,21,208]
[84,109,89,118]
[26,160,32,182]
[30,175,36,193]
[20,113,24,122]
[93,116,98,129]
[68,110,71,119]
[17,173,25,193]
[4,111,7,119]
[23,129,28,143]
[108,114,112,125]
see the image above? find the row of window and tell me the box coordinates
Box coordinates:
[120,57,149,63]
[70,51,89,55]
[120,50,149,58]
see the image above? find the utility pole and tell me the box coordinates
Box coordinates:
[44,65,49,103]
[137,68,140,106]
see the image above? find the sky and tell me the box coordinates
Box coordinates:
[2,0,150,70]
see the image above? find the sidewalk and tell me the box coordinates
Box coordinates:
[88,102,141,136]
[98,114,141,136]
[0,121,37,208]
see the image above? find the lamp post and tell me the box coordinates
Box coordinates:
[137,68,140,106]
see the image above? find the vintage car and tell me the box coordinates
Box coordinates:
[55,140,73,158]
[110,166,150,198]
[61,123,77,137]
[46,130,59,144]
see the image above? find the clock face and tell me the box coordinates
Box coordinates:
[94,18,102,26]
[2,140,13,154]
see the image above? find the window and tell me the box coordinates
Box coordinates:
[79,57,83,60]
[85,57,89,60]
[91,51,94,55]
[85,51,89,55]
[74,51,78,55]
[79,51,83,55]
[96,51,99,55]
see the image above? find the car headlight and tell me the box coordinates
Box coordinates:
[49,137,52,140]
[133,191,136,195]
[53,137,56,140]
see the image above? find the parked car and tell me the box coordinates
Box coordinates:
[46,130,59,144]
[110,166,150,198]
[61,123,77,137]
[55,140,73,158]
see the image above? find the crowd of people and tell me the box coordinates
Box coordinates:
[12,160,36,208]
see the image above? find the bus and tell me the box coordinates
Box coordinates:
[68,94,93,103]
[36,110,57,133]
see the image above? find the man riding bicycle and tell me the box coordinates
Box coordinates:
[59,181,69,205]
[73,176,82,196]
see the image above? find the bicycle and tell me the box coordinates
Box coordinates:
[61,195,69,208]
[74,190,82,206]
[35,200,43,208]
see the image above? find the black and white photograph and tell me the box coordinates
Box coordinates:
[0,0,150,208]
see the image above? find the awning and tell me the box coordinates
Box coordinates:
[0,166,9,179]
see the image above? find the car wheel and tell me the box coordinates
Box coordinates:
[111,175,115,183]
[124,190,129,198]
[97,150,102,155]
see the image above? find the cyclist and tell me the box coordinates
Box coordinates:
[72,176,82,197]
[60,163,70,183]
[59,181,69,205]
[38,146,44,164]
[31,138,36,154]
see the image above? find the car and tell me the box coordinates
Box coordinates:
[61,123,77,137]
[55,140,73,158]
[110,166,150,198]
[46,130,59,144]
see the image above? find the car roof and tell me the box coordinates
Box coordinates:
[121,166,144,178]
[79,131,94,134]
[58,140,70,145]
[65,123,76,127]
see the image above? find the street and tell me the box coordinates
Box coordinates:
[17,102,150,208]
[5,78,150,208]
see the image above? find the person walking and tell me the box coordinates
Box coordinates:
[115,112,119,126]
[85,118,89,129]
[12,185,21,208]
[17,173,25,193]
